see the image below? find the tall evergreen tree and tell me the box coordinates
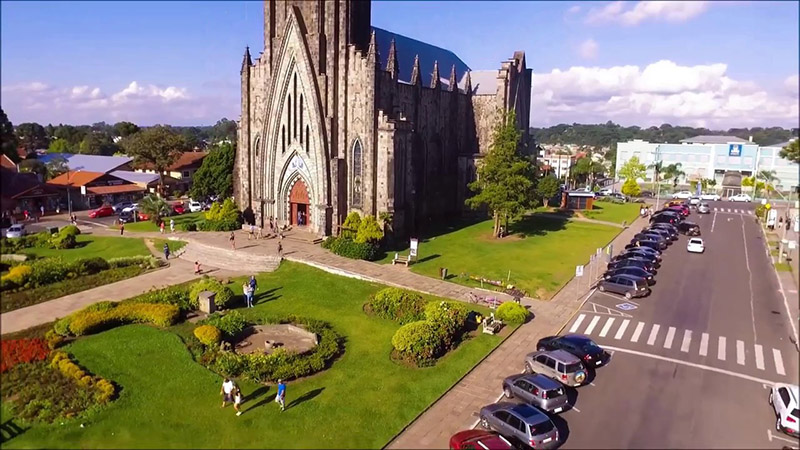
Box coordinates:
[0,108,19,162]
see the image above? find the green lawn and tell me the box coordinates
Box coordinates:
[3,262,504,449]
[21,235,149,262]
[121,212,204,233]
[581,201,642,224]
[378,216,620,299]
[152,238,188,254]
[775,262,792,272]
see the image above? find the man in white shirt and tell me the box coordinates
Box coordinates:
[220,378,236,408]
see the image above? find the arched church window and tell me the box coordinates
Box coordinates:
[300,95,304,144]
[305,126,309,153]
[352,139,363,207]
[282,126,286,153]
[287,94,292,143]
[293,74,298,139]
[254,137,260,156]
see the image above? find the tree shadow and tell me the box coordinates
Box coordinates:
[253,286,282,305]
[244,385,269,403]
[287,387,325,410]
[0,419,27,444]
[380,216,487,254]
[508,214,570,238]
[415,254,440,264]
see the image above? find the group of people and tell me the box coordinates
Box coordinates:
[639,206,653,217]
[242,275,258,308]
[159,219,175,234]
[220,377,287,416]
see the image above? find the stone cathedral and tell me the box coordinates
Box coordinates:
[235,0,532,237]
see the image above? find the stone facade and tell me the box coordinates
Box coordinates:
[235,0,532,237]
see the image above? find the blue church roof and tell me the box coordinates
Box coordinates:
[372,27,471,87]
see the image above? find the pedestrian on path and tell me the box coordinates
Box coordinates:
[220,378,235,408]
[269,216,274,234]
[40,205,45,217]
[249,224,255,240]
[120,222,125,236]
[256,226,263,240]
[233,387,243,416]
[243,282,253,308]
[275,379,286,411]
[194,261,202,275]
[160,221,166,234]
[163,243,170,260]
[230,231,236,250]
[248,275,257,306]
[170,218,175,233]
[277,241,283,258]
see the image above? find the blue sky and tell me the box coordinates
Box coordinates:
[2,1,798,128]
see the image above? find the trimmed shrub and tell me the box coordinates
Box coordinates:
[180,222,198,232]
[365,287,426,324]
[355,214,383,244]
[201,310,246,338]
[59,225,81,237]
[197,219,241,232]
[108,255,162,269]
[201,198,242,231]
[44,329,65,349]
[1,264,31,289]
[189,278,235,309]
[328,237,379,261]
[126,285,192,311]
[391,320,444,365]
[194,325,222,346]
[424,301,470,348]
[320,236,335,249]
[50,351,116,403]
[49,226,79,249]
[66,302,180,336]
[495,301,529,324]
[28,257,73,288]
[74,256,110,276]
[341,212,362,240]
[53,317,72,337]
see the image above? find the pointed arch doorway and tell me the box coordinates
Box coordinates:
[289,178,311,227]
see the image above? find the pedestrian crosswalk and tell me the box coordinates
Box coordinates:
[567,314,790,377]
[712,207,754,214]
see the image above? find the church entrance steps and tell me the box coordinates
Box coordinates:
[282,229,323,245]
[178,240,281,273]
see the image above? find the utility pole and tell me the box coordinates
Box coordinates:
[654,145,662,209]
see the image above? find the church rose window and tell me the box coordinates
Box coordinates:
[352,139,363,207]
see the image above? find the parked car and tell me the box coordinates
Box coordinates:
[604,266,655,285]
[623,244,662,257]
[598,188,613,196]
[607,257,657,274]
[625,239,664,252]
[650,222,678,235]
[112,201,133,213]
[502,373,570,413]
[89,205,115,218]
[630,236,667,250]
[729,193,752,202]
[188,201,203,213]
[700,192,721,201]
[687,237,705,253]
[118,210,135,223]
[653,209,684,220]
[597,274,651,299]
[536,334,611,368]
[677,221,701,236]
[633,232,669,246]
[639,190,654,198]
[4,224,27,238]
[688,196,701,206]
[666,205,690,217]
[665,199,687,208]
[479,402,559,449]
[524,349,588,387]
[697,202,711,214]
[650,214,680,225]
[172,203,186,215]
[645,227,676,241]
[769,383,799,437]
[613,250,659,265]
[121,203,138,213]
[672,191,692,199]
[608,192,627,202]
[449,430,515,450]
[138,211,151,221]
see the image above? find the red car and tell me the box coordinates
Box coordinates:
[449,430,515,450]
[88,205,114,218]
[138,212,151,221]
[666,205,689,216]
[172,203,185,215]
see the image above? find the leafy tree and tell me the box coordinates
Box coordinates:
[757,170,779,199]
[113,121,140,138]
[341,211,362,240]
[662,163,685,187]
[120,125,187,194]
[139,194,170,223]
[621,178,641,197]
[355,215,383,244]
[54,124,87,147]
[204,198,241,223]
[211,118,237,144]
[0,108,19,163]
[707,179,717,188]
[189,142,234,200]
[617,156,646,181]
[79,132,118,156]
[536,175,560,207]
[571,157,605,188]
[17,155,67,181]
[779,139,799,164]
[466,111,535,238]
[15,122,49,154]
[48,138,72,153]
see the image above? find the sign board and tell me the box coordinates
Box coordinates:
[575,265,584,277]
[761,198,767,205]
[80,186,87,195]
[616,302,638,311]
[729,144,742,157]
[409,238,419,257]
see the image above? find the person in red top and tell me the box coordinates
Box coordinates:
[160,221,165,234]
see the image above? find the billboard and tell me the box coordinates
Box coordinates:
[729,144,742,157]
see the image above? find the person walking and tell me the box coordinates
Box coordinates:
[256,226,263,240]
[229,231,236,250]
[248,275,257,307]
[249,224,255,240]
[220,378,235,408]
[233,387,243,416]
[277,241,283,258]
[160,220,166,234]
[40,205,45,217]
[120,222,125,236]
[275,379,286,412]
[194,261,202,275]
[170,218,175,233]
[163,243,170,260]
[269,217,274,234]
[243,282,253,308]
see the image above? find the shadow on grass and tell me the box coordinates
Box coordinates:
[0,419,27,444]
[380,216,487,254]
[244,385,269,403]
[416,254,440,264]
[508,214,570,238]
[253,287,282,305]
[287,387,325,410]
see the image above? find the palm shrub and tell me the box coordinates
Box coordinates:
[139,194,171,223]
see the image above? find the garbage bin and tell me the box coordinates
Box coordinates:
[441,268,448,280]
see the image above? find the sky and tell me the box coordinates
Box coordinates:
[1,1,798,129]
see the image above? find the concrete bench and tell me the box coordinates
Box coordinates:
[392,253,415,266]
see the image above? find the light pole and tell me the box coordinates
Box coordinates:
[66,169,82,216]
[654,145,662,209]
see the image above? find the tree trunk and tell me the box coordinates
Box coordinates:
[493,211,501,238]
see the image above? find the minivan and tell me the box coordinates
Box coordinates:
[597,274,650,299]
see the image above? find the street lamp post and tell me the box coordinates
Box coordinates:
[654,145,662,209]
[66,169,82,216]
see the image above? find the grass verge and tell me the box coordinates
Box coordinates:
[21,235,149,262]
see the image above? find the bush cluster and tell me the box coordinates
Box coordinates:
[180,222,198,232]
[50,352,116,403]
[188,278,235,309]
[193,324,222,346]
[200,198,242,231]
[0,338,50,373]
[364,287,426,324]
[495,302,529,324]
[49,226,80,249]
[107,255,162,270]
[1,264,32,288]
[391,301,471,366]
[199,310,247,338]
[55,302,180,337]
[125,284,192,311]
[0,231,51,254]
[324,236,379,261]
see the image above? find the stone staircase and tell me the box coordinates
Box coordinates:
[178,241,281,272]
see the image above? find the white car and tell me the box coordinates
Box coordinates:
[686,238,705,253]
[598,188,613,196]
[700,192,721,201]
[672,191,692,199]
[770,383,799,437]
[121,203,139,213]
[689,196,701,206]
[5,224,27,238]
[729,193,752,202]
[188,201,203,213]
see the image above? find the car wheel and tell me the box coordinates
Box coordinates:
[504,387,513,398]
[598,285,605,292]
[625,291,632,300]
[480,416,490,430]
[524,363,535,374]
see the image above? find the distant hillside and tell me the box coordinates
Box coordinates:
[530,122,798,150]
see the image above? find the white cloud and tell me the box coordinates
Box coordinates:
[530,60,799,129]
[586,1,710,26]
[567,5,581,14]
[578,38,599,60]
[785,74,799,95]
[1,81,236,126]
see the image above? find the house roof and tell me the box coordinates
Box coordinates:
[0,167,48,199]
[47,170,105,186]
[0,154,16,170]
[87,184,147,195]
[679,135,749,144]
[110,170,160,185]
[135,151,208,171]
[38,153,133,174]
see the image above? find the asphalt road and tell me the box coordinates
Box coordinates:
[557,201,799,449]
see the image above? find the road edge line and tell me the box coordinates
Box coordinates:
[757,220,799,353]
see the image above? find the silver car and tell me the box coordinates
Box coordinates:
[479,402,559,449]
[524,349,588,387]
[502,373,569,413]
[697,202,711,214]
[4,224,26,238]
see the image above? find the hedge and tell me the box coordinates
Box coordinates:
[0,231,51,254]
[189,278,235,309]
[364,287,426,324]
[124,284,193,311]
[56,302,180,337]
[199,310,246,338]
[194,325,222,346]
[107,255,162,270]
[495,301,529,324]
[390,300,472,366]
[180,222,198,232]
[50,351,116,403]
[325,236,379,261]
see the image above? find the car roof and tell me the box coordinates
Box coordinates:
[546,349,581,363]
[509,403,549,423]
[522,373,562,390]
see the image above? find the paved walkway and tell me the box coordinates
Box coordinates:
[533,211,627,228]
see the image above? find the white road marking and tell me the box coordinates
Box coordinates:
[631,322,645,343]
[699,333,709,356]
[584,316,601,335]
[740,216,758,342]
[768,428,800,445]
[647,324,660,346]
[571,406,581,413]
[736,340,746,365]
[711,211,717,232]
[614,319,630,340]
[471,391,507,429]
[718,336,727,361]
[663,326,676,349]
[602,345,782,386]
[680,330,692,353]
[773,349,786,376]
[754,344,765,370]
[599,318,615,337]
[727,208,731,212]
[569,314,586,333]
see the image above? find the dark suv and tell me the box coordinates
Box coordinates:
[604,266,655,284]
[536,334,611,368]
[597,274,650,299]
[612,250,659,265]
[607,257,656,273]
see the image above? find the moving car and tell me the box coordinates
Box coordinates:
[502,373,570,413]
[449,430,515,450]
[4,224,26,238]
[524,349,588,387]
[697,202,711,214]
[89,205,115,218]
[769,383,799,437]
[607,257,656,274]
[604,266,655,284]
[112,201,133,213]
[479,402,559,449]
[597,274,651,299]
[700,192,721,201]
[688,196,701,206]
[677,221,701,236]
[536,334,611,368]
[686,237,705,253]
[188,201,203,213]
[672,191,692,199]
[729,193,752,202]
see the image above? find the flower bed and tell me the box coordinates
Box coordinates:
[0,338,50,373]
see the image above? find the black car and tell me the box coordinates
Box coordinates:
[633,232,670,246]
[597,274,651,299]
[650,222,679,235]
[630,236,667,250]
[639,190,654,198]
[613,250,660,265]
[626,239,663,252]
[604,266,655,285]
[677,221,701,236]
[607,257,656,273]
[646,226,677,241]
[118,210,135,223]
[652,210,684,221]
[536,334,611,368]
[650,214,680,225]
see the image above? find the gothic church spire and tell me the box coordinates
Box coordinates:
[448,65,458,92]
[410,55,421,86]
[386,39,399,79]
[431,60,441,89]
[463,70,473,95]
[241,46,252,74]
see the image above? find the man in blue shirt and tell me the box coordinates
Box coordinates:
[248,276,257,307]
[276,379,286,412]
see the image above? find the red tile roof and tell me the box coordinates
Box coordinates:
[87,184,147,195]
[47,170,105,186]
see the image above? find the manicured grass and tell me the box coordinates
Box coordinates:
[378,216,620,299]
[121,212,203,233]
[21,235,149,262]
[581,201,642,224]
[152,238,187,254]
[3,262,505,449]
[775,262,792,272]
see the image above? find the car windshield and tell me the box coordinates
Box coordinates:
[530,420,555,435]
[690,239,702,244]
[543,387,564,399]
